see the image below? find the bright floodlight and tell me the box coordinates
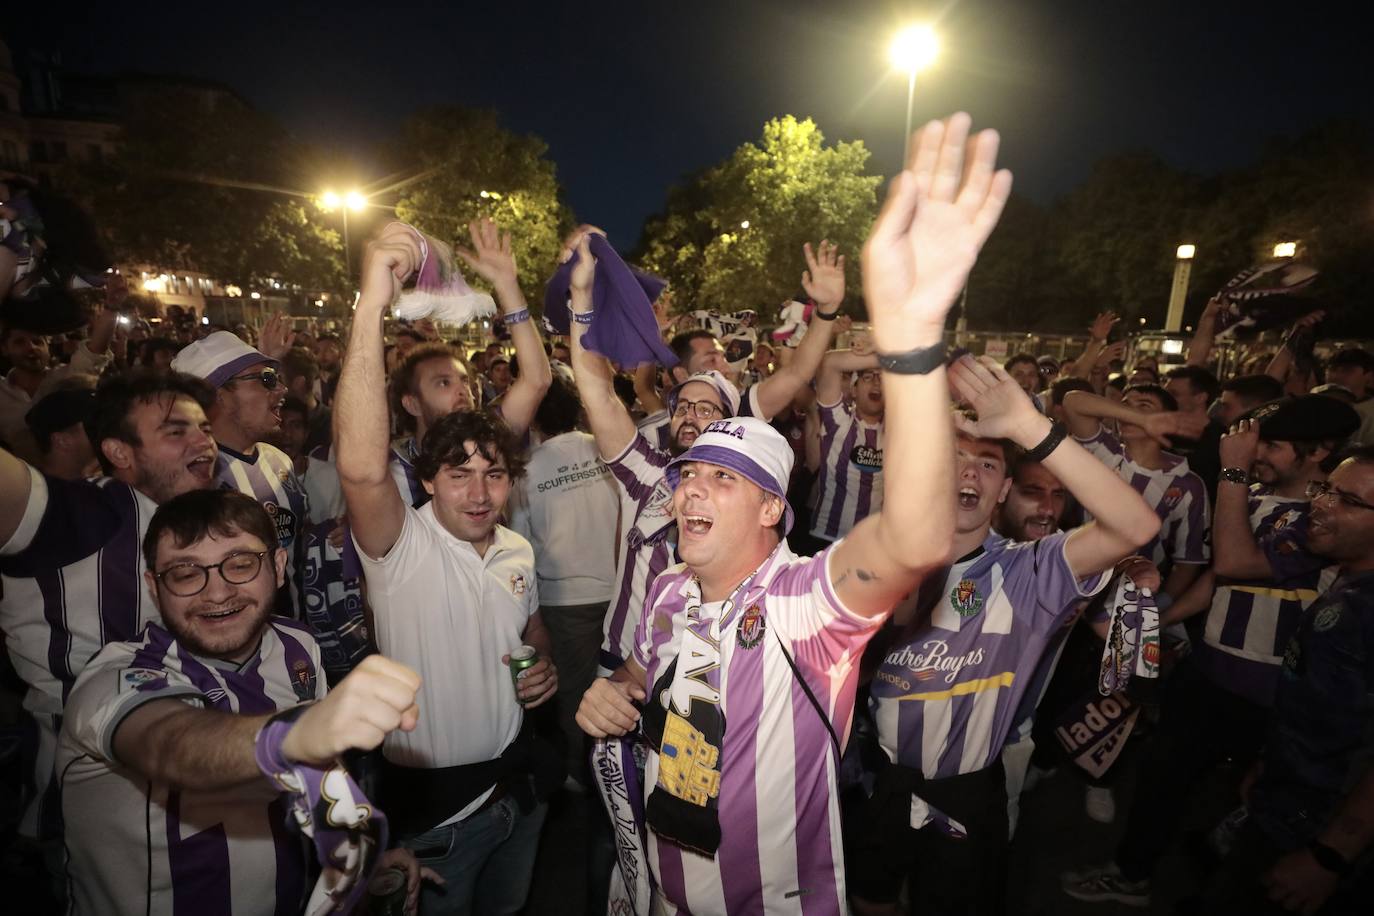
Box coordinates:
[1273,241,1297,258]
[1176,244,1196,260]
[890,26,939,74]
[740,220,750,229]
[345,191,366,212]
[320,190,340,210]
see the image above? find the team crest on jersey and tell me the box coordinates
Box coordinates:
[510,574,528,596]
[121,668,167,692]
[291,659,317,702]
[950,579,983,617]
[736,604,766,649]
[1313,605,1341,632]
[1161,487,1183,510]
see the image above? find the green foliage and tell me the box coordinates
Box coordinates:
[390,107,571,307]
[60,86,345,290]
[636,116,879,319]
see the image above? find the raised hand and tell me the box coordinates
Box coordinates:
[1140,410,1209,447]
[1089,311,1119,342]
[801,240,845,312]
[948,355,1043,443]
[862,113,1012,350]
[1115,555,1162,593]
[1219,416,1261,470]
[281,654,421,765]
[569,232,597,301]
[358,223,424,310]
[456,218,519,295]
[257,312,296,360]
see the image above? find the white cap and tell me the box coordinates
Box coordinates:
[170,331,277,388]
[665,416,795,533]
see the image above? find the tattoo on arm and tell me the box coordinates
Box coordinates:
[836,567,880,588]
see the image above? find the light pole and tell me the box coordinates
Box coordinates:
[889,25,939,165]
[1165,243,1195,333]
[319,190,368,277]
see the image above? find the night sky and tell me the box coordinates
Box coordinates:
[6,0,1370,243]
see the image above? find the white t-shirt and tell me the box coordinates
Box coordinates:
[301,454,345,523]
[508,430,620,606]
[355,504,537,823]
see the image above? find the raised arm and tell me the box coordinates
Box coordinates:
[1211,418,1275,579]
[951,357,1161,578]
[830,114,1011,616]
[564,230,638,459]
[1061,389,1208,445]
[633,362,665,415]
[109,655,420,791]
[457,219,550,438]
[816,343,879,407]
[334,225,421,559]
[1063,312,1117,379]
[1186,299,1221,368]
[752,240,845,420]
[0,445,35,548]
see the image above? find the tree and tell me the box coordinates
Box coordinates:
[389,107,571,307]
[61,82,346,291]
[636,116,880,320]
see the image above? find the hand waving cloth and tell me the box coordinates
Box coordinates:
[1212,260,1319,340]
[1098,572,1160,695]
[387,221,496,326]
[543,233,678,369]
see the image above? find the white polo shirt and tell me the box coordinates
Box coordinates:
[355,503,537,822]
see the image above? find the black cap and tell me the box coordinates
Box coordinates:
[1245,395,1361,442]
[24,388,96,438]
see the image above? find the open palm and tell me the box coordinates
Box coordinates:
[801,240,845,310]
[457,218,518,289]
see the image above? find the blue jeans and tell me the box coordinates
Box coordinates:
[401,794,548,915]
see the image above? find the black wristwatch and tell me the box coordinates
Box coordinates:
[1219,467,1250,485]
[1308,840,1352,877]
[876,342,947,376]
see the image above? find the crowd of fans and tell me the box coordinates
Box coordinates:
[1,115,1372,916]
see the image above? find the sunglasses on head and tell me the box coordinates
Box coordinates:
[226,369,281,390]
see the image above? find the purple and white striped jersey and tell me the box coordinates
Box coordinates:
[0,466,162,718]
[602,433,676,669]
[58,618,325,916]
[215,443,309,619]
[633,541,882,915]
[389,436,430,508]
[811,399,883,541]
[1076,427,1210,570]
[871,532,1108,834]
[1195,488,1335,706]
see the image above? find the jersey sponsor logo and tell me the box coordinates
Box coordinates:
[883,640,986,685]
[1312,604,1341,632]
[950,579,984,617]
[290,659,316,702]
[850,444,883,473]
[265,501,298,548]
[121,668,167,692]
[736,603,766,649]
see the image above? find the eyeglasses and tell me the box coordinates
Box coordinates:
[856,370,881,383]
[1306,481,1374,512]
[673,398,723,421]
[155,551,269,596]
[226,369,281,390]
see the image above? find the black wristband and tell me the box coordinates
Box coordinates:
[1024,420,1068,463]
[1308,841,1353,877]
[1219,467,1250,485]
[876,342,946,376]
[815,307,841,321]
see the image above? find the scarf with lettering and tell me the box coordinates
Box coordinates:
[592,736,658,915]
[1098,572,1160,695]
[255,707,388,915]
[1212,260,1319,340]
[643,561,768,856]
[387,221,496,326]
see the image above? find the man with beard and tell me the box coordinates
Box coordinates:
[568,230,846,669]
[576,111,1011,915]
[811,342,884,544]
[386,219,550,509]
[847,356,1161,916]
[313,332,344,406]
[996,455,1071,542]
[1192,447,1374,913]
[0,370,217,882]
[58,489,426,916]
[172,332,310,620]
[336,223,558,916]
[1065,394,1359,907]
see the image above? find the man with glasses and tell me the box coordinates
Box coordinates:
[1066,394,1360,907]
[811,341,883,545]
[173,331,309,619]
[58,489,426,916]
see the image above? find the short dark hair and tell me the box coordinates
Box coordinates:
[1129,366,1160,384]
[534,375,582,437]
[414,410,527,482]
[142,489,278,569]
[1328,348,1374,373]
[1123,382,1178,412]
[394,327,423,344]
[87,370,215,475]
[489,357,509,370]
[954,408,1016,474]
[280,346,318,384]
[389,342,467,435]
[316,333,341,346]
[1050,376,1093,407]
[1004,353,1038,373]
[1222,373,1284,406]
[669,329,717,365]
[1165,365,1220,402]
[279,395,309,422]
[138,337,181,368]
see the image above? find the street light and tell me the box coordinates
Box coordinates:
[1273,241,1297,258]
[1165,243,1196,332]
[320,189,368,277]
[890,25,939,164]
[740,220,750,229]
